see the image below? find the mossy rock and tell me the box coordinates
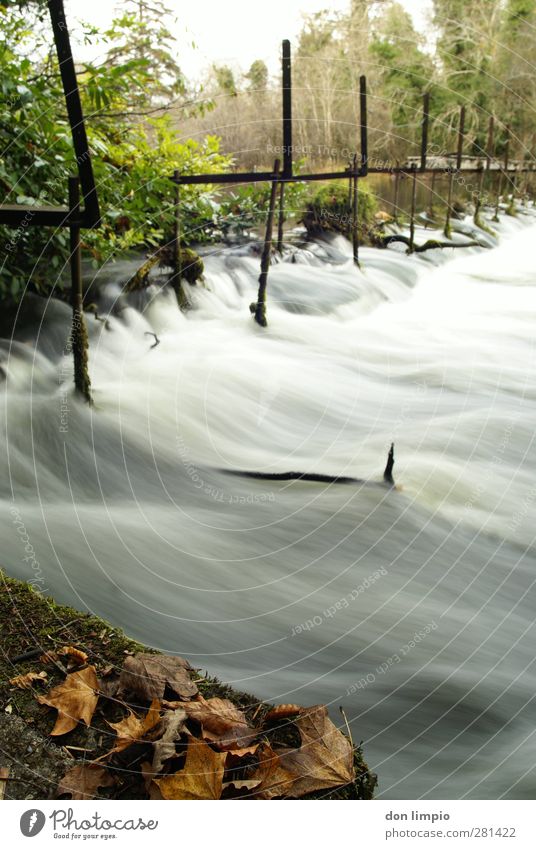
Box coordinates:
[179,247,204,285]
[302,181,378,244]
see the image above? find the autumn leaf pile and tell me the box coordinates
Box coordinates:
[10,648,358,800]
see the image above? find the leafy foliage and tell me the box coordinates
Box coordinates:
[0,4,231,301]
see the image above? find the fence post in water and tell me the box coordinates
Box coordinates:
[68,176,91,404]
[253,159,281,327]
[409,164,417,253]
[351,153,360,267]
[456,105,466,171]
[276,181,285,254]
[420,92,430,172]
[171,169,187,309]
[444,168,454,239]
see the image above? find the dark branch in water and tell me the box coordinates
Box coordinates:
[384,443,395,485]
[377,235,485,252]
[220,445,397,487]
[144,332,160,349]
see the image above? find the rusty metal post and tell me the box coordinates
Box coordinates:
[474,161,485,227]
[359,75,368,173]
[409,164,417,252]
[68,176,91,404]
[253,160,281,327]
[352,153,360,267]
[277,181,285,254]
[427,170,437,224]
[444,169,454,238]
[420,92,430,172]
[493,171,503,222]
[456,105,466,171]
[486,116,494,171]
[393,168,400,222]
[282,40,292,178]
[171,169,187,309]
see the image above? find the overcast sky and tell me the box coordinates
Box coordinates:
[64,0,432,79]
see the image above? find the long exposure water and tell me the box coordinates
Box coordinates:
[2,211,536,798]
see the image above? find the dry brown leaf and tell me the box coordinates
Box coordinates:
[107,698,161,754]
[263,704,302,723]
[9,670,47,689]
[152,708,186,775]
[253,705,354,798]
[38,666,99,736]
[155,736,225,800]
[118,653,197,702]
[57,764,115,800]
[183,697,256,750]
[58,646,88,666]
[39,651,58,665]
[248,742,298,798]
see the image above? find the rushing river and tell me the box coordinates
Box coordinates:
[2,210,536,799]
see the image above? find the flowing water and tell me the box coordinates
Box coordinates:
[2,211,536,799]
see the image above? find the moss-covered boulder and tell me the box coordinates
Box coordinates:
[179,247,204,285]
[302,181,378,243]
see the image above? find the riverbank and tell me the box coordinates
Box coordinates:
[0,572,377,800]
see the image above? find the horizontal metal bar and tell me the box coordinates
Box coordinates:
[172,168,367,186]
[0,205,85,227]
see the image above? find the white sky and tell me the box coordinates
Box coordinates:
[64,0,432,79]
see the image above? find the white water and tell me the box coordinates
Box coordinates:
[2,212,536,798]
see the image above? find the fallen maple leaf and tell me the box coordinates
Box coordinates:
[253,706,354,798]
[38,666,99,736]
[107,698,161,754]
[183,697,256,750]
[57,764,115,800]
[118,653,197,701]
[155,736,225,800]
[152,708,186,774]
[9,671,47,689]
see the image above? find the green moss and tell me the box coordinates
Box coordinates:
[179,247,204,285]
[302,180,378,243]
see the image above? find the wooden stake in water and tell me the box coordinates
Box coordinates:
[68,176,91,404]
[254,159,281,327]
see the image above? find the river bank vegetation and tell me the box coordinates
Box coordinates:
[1,0,535,302]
